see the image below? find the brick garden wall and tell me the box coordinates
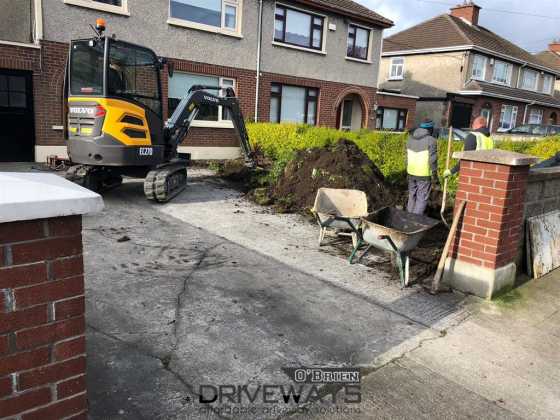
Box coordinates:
[0,215,87,419]
[450,160,528,269]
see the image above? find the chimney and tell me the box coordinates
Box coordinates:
[450,1,481,26]
[549,40,560,54]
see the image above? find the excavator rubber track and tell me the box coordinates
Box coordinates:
[65,165,123,192]
[144,162,188,203]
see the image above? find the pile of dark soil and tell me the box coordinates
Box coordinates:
[271,139,391,212]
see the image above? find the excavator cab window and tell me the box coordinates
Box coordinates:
[107,40,162,116]
[70,40,105,96]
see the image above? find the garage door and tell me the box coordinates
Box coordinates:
[0,70,35,162]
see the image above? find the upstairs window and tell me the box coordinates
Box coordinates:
[347,24,370,61]
[471,54,487,80]
[492,60,512,85]
[64,0,128,15]
[274,5,324,51]
[543,74,555,94]
[520,69,538,91]
[169,0,241,34]
[389,57,404,80]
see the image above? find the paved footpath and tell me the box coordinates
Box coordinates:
[78,169,560,419]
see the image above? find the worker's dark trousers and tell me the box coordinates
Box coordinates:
[407,178,431,215]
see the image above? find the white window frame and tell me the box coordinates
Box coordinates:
[471,54,487,81]
[345,22,373,63]
[167,0,243,38]
[528,108,543,125]
[499,104,518,131]
[492,60,513,86]
[64,0,129,16]
[520,68,539,91]
[169,72,236,129]
[542,74,555,94]
[389,57,404,80]
[272,2,328,55]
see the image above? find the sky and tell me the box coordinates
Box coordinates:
[358,0,560,53]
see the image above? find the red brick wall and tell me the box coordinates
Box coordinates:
[449,160,529,269]
[0,216,87,419]
[257,72,377,129]
[3,41,385,152]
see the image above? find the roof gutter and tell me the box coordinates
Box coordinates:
[291,0,394,28]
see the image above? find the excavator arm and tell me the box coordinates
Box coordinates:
[164,85,255,167]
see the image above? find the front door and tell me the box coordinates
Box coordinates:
[451,102,473,129]
[0,70,35,162]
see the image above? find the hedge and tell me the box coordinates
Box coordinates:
[247,123,560,189]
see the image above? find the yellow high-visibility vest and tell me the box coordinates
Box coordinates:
[407,149,431,177]
[474,132,494,150]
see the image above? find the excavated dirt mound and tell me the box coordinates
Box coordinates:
[272,139,391,212]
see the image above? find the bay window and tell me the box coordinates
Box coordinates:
[274,5,324,51]
[499,104,518,131]
[347,24,370,61]
[376,107,407,131]
[520,69,538,91]
[389,58,404,80]
[270,83,318,125]
[169,0,241,34]
[492,60,512,85]
[543,74,554,94]
[528,108,543,125]
[471,54,487,80]
[168,72,235,127]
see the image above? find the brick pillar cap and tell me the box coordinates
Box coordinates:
[453,149,539,166]
[0,173,104,224]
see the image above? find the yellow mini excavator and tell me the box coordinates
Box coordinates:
[64,19,254,202]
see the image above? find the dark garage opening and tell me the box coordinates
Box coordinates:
[0,70,35,162]
[451,102,473,129]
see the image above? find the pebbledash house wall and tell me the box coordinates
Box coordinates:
[5,0,399,162]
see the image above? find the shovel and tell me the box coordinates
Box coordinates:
[440,126,453,229]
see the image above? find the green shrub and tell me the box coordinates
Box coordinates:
[246,123,560,190]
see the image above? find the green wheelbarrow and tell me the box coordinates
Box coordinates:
[349,207,440,288]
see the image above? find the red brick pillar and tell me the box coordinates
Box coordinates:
[0,216,89,419]
[0,172,103,419]
[444,150,538,298]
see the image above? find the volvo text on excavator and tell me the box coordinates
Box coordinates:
[64,19,254,202]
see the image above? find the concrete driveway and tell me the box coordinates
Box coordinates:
[81,169,466,419]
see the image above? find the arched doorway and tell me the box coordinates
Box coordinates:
[336,93,364,131]
[550,112,558,125]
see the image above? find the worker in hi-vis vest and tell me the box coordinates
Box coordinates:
[406,119,438,215]
[444,116,494,178]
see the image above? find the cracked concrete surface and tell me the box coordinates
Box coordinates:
[79,169,560,419]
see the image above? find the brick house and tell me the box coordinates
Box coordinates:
[535,41,560,99]
[378,2,560,133]
[0,0,418,163]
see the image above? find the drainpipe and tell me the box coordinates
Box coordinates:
[254,0,263,122]
[33,0,43,45]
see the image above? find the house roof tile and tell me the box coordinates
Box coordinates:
[294,0,393,27]
[535,51,560,72]
[383,14,557,73]
[462,80,560,108]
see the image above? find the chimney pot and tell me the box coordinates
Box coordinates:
[450,1,481,26]
[549,41,560,54]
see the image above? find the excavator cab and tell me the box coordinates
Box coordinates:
[67,30,165,168]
